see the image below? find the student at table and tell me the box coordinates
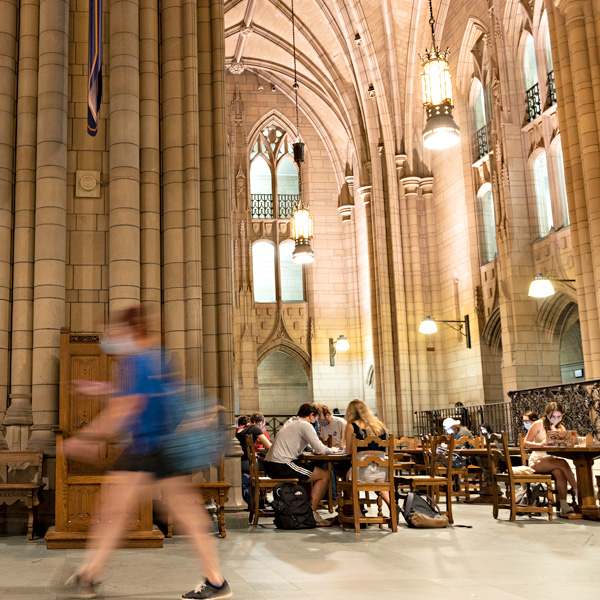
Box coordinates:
[343,399,392,510]
[264,403,341,526]
[523,401,578,516]
[522,411,538,433]
[236,412,271,474]
[316,403,347,448]
[250,412,271,451]
[443,417,474,447]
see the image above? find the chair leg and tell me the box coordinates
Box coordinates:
[508,484,516,521]
[253,486,261,525]
[445,485,453,524]
[492,481,499,519]
[352,490,361,533]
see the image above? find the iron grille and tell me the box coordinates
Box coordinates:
[526,83,542,122]
[277,194,298,219]
[251,194,274,219]
[473,124,489,160]
[547,71,557,106]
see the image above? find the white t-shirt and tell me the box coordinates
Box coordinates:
[320,417,347,447]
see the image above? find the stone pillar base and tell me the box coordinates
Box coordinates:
[26,425,57,456]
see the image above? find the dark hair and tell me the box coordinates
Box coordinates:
[480,423,493,433]
[523,410,538,422]
[237,416,248,427]
[543,401,565,432]
[297,402,318,418]
[250,412,265,425]
[115,303,153,338]
[332,408,340,415]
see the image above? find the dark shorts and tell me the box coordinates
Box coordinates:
[264,459,314,483]
[112,447,173,480]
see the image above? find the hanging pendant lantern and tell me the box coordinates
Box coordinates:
[420,0,460,150]
[290,0,315,264]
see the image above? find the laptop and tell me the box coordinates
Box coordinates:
[545,430,578,447]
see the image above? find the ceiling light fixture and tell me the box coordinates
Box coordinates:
[289,0,314,264]
[420,0,460,150]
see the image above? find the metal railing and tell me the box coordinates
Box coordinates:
[473,124,489,160]
[413,402,514,441]
[526,83,542,122]
[508,379,600,439]
[277,194,298,219]
[251,194,274,219]
[547,70,556,106]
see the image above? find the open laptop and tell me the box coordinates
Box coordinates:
[546,430,578,447]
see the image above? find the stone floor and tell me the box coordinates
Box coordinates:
[1,503,599,600]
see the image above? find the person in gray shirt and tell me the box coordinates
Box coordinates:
[264,402,340,526]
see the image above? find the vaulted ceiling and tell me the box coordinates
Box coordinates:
[224,0,451,180]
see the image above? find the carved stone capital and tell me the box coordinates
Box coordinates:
[419,176,434,195]
[357,185,372,204]
[400,176,421,194]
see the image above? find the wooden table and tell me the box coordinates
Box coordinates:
[544,446,600,520]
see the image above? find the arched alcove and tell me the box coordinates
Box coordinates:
[257,350,310,414]
[560,321,584,383]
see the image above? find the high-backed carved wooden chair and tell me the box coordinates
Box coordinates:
[395,434,455,524]
[486,432,554,521]
[337,434,397,533]
[456,435,484,498]
[246,436,297,525]
[396,436,426,475]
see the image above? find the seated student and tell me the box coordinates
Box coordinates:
[316,403,347,448]
[250,412,271,451]
[524,401,578,516]
[236,413,271,474]
[264,402,341,526]
[236,415,248,431]
[522,411,538,433]
[443,417,474,447]
[343,398,392,510]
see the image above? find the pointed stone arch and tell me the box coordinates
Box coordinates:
[456,18,488,96]
[257,339,311,377]
[482,306,502,354]
[536,291,578,343]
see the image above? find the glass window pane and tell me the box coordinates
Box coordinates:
[554,141,569,226]
[533,151,553,236]
[524,34,538,90]
[252,242,276,303]
[250,156,272,195]
[474,80,486,130]
[276,156,299,195]
[479,187,497,264]
[279,241,304,302]
[545,26,553,73]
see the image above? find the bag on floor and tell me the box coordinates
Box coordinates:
[401,491,449,528]
[271,482,316,530]
[436,447,468,469]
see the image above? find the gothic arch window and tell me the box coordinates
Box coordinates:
[523,32,541,121]
[550,136,570,227]
[252,241,276,303]
[540,12,556,105]
[250,124,299,219]
[477,183,497,265]
[470,78,489,160]
[532,150,553,237]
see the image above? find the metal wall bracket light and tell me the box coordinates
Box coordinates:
[329,335,349,366]
[418,315,471,348]
[420,0,460,150]
[528,273,576,298]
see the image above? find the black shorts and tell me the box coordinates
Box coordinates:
[112,448,173,480]
[264,459,314,483]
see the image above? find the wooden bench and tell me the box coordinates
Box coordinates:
[0,451,45,539]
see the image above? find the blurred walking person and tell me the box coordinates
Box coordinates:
[62,304,232,600]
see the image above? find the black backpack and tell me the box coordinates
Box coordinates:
[271,482,316,530]
[400,491,449,528]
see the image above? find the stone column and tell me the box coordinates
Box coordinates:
[27,0,69,454]
[3,0,39,449]
[109,0,141,312]
[0,0,19,450]
[160,0,186,372]
[548,0,600,376]
[139,0,162,332]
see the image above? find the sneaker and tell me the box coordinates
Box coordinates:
[61,573,98,599]
[181,580,232,600]
[313,511,333,527]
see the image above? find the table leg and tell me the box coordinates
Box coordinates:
[572,456,600,520]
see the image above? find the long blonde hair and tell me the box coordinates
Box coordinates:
[345,399,386,436]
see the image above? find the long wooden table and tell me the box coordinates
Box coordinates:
[544,446,600,520]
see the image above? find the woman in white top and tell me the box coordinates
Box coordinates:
[523,401,577,515]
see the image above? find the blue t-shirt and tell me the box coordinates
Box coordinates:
[120,349,174,454]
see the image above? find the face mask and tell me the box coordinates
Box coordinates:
[445,427,455,435]
[481,429,487,435]
[548,415,562,425]
[524,423,532,431]
[319,419,328,428]
[99,334,139,355]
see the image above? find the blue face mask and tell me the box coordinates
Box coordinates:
[524,422,532,431]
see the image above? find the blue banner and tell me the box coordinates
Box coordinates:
[87,0,102,136]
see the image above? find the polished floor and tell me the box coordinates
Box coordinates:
[2,503,599,600]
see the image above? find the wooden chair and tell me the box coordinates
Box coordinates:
[457,435,484,498]
[318,435,335,513]
[396,437,426,474]
[395,434,455,524]
[337,434,397,533]
[0,451,45,539]
[246,436,297,525]
[486,432,554,521]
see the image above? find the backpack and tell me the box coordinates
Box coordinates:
[436,447,468,469]
[400,491,449,528]
[515,482,549,507]
[271,482,316,530]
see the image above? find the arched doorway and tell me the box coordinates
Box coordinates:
[258,351,310,414]
[560,320,584,383]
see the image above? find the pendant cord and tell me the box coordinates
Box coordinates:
[292,0,300,141]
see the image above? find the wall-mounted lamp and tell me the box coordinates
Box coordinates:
[329,335,349,366]
[528,273,575,299]
[418,315,471,348]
